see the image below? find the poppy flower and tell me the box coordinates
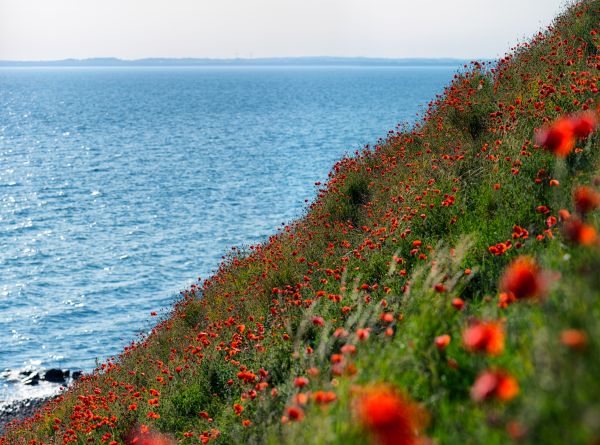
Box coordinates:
[462,321,505,355]
[312,316,325,326]
[535,117,575,157]
[313,390,337,405]
[434,334,451,350]
[128,431,176,445]
[354,385,428,445]
[294,377,309,388]
[497,292,517,308]
[573,186,600,214]
[451,298,465,310]
[570,111,597,139]
[286,406,304,422]
[558,208,571,221]
[471,369,519,402]
[536,112,598,157]
[500,256,547,301]
[560,329,588,350]
[563,218,598,245]
[357,328,371,341]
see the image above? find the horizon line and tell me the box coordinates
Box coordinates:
[0,56,491,67]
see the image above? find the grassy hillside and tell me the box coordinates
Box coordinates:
[2,2,599,444]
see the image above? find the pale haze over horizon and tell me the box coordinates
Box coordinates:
[1,0,568,61]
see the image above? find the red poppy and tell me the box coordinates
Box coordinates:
[357,328,371,341]
[313,390,337,405]
[128,431,176,445]
[536,117,575,157]
[563,218,598,245]
[286,406,304,422]
[573,186,600,214]
[500,256,547,301]
[451,298,465,310]
[571,111,597,139]
[294,376,309,388]
[354,385,428,445]
[462,321,505,355]
[560,329,588,350]
[471,369,519,402]
[434,334,451,350]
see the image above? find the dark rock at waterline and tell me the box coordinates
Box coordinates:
[43,369,66,383]
[4,368,82,385]
[19,372,40,386]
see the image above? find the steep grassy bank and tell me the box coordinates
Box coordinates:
[2,2,599,444]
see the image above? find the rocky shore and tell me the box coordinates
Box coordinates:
[0,368,83,432]
[0,397,53,433]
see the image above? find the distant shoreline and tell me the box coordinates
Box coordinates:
[0,56,483,68]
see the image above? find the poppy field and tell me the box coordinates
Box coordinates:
[2,1,599,444]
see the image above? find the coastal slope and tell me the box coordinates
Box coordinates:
[2,1,600,444]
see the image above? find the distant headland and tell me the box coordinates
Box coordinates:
[0,56,477,67]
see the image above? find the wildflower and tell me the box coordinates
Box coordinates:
[506,421,527,441]
[312,316,325,326]
[574,186,600,214]
[127,431,176,445]
[558,209,571,221]
[434,334,451,350]
[560,329,588,350]
[536,116,575,157]
[313,390,337,405]
[331,353,343,364]
[451,298,465,310]
[286,406,304,422]
[471,369,519,402]
[571,111,597,139]
[333,327,349,338]
[354,385,428,445]
[294,377,309,388]
[536,112,598,157]
[356,328,370,341]
[307,367,320,376]
[380,312,394,323]
[500,256,547,301]
[462,321,504,355]
[563,218,598,245]
[498,292,517,308]
[341,344,357,355]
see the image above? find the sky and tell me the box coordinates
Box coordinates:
[0,0,568,61]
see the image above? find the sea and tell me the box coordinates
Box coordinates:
[0,64,459,402]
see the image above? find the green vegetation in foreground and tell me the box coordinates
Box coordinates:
[1,2,599,444]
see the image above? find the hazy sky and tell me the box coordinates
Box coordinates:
[0,0,568,61]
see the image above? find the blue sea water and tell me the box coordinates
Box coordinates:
[0,65,457,400]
